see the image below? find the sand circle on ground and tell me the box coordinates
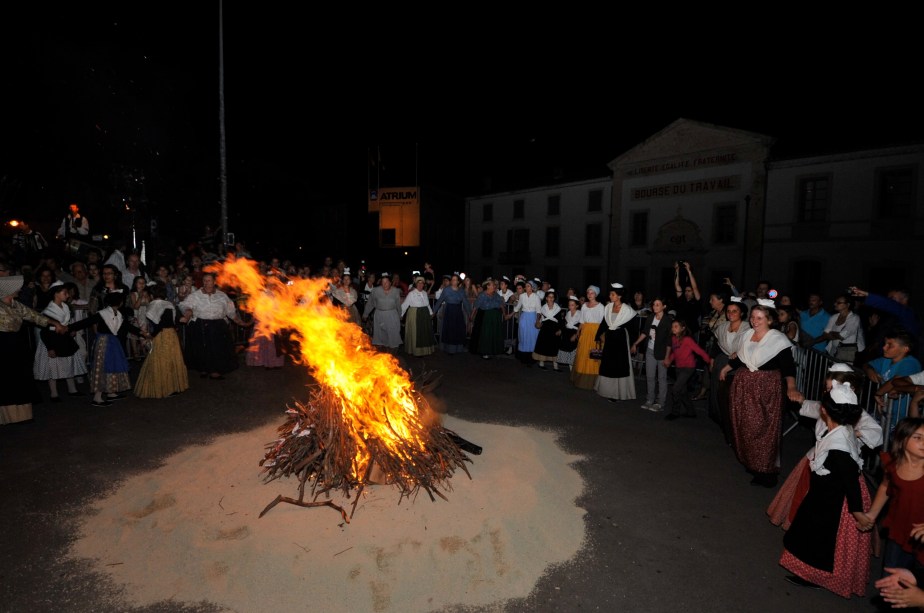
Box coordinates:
[69,415,587,612]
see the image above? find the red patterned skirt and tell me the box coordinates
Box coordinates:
[768,456,811,530]
[779,479,872,598]
[729,369,783,474]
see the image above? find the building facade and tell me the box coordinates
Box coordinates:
[464,177,612,292]
[608,119,775,298]
[464,119,923,308]
[763,144,924,303]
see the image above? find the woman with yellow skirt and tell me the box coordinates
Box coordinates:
[571,285,605,390]
[135,284,189,398]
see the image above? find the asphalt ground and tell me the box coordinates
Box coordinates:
[0,350,895,613]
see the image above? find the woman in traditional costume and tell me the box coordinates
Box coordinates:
[401,275,436,356]
[533,288,563,370]
[719,300,802,487]
[469,278,505,359]
[594,283,637,402]
[571,285,605,390]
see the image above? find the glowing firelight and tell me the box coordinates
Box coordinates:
[216,257,431,480]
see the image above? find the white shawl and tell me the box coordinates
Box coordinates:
[42,301,72,326]
[540,303,562,322]
[603,303,637,331]
[99,307,124,334]
[736,328,792,372]
[715,320,750,356]
[809,423,862,475]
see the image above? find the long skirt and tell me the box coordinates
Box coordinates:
[768,457,811,530]
[503,304,517,350]
[134,329,189,398]
[557,327,579,366]
[245,332,285,368]
[470,309,504,356]
[571,324,601,390]
[405,306,436,356]
[517,312,540,353]
[33,336,87,380]
[532,320,560,362]
[729,369,784,474]
[779,483,872,598]
[371,309,402,348]
[184,319,238,374]
[0,329,40,425]
[89,333,132,394]
[594,327,636,400]
[440,303,467,353]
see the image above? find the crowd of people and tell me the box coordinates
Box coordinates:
[4,216,924,606]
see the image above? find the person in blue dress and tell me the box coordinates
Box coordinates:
[514,280,541,364]
[432,272,469,354]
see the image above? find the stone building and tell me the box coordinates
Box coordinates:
[464,118,924,306]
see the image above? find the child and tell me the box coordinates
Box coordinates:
[768,363,882,529]
[33,281,86,401]
[664,320,712,420]
[779,383,872,597]
[134,284,189,398]
[863,417,924,579]
[556,295,582,372]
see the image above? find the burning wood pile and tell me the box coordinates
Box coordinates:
[215,258,478,523]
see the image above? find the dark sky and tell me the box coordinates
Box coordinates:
[3,6,922,250]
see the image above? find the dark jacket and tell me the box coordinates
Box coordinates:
[638,312,674,360]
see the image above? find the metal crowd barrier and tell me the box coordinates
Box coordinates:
[791,345,911,474]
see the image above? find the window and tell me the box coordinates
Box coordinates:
[791,260,823,303]
[628,268,646,296]
[630,211,648,247]
[380,228,396,247]
[585,223,602,256]
[798,176,829,222]
[583,267,601,293]
[547,194,561,216]
[482,203,493,222]
[506,228,530,253]
[481,230,493,258]
[713,203,737,244]
[544,266,559,290]
[588,189,603,212]
[878,167,913,218]
[513,199,525,219]
[545,226,560,257]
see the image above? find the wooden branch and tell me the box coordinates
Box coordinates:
[259,494,349,523]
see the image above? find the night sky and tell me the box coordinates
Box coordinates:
[3,6,922,258]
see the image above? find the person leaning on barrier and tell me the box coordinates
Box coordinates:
[864,332,923,428]
[875,370,924,418]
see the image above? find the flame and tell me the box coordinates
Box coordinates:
[216,257,429,480]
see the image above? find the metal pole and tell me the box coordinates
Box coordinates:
[218,0,229,247]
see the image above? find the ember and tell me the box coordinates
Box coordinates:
[215,257,476,522]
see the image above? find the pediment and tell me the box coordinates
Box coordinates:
[609,118,775,169]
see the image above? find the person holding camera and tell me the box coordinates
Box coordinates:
[673,261,702,343]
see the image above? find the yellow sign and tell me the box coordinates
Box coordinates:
[370,187,420,247]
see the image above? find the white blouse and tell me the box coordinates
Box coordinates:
[401,289,433,316]
[579,302,605,325]
[823,311,865,355]
[515,292,542,314]
[178,289,236,321]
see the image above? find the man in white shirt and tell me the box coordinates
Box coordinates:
[57,203,90,239]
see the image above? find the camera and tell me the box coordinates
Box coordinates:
[677,260,686,267]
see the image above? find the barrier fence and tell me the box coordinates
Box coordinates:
[793,345,910,476]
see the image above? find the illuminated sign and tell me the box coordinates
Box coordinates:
[369,186,420,247]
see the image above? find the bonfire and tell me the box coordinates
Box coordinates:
[216,258,478,523]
